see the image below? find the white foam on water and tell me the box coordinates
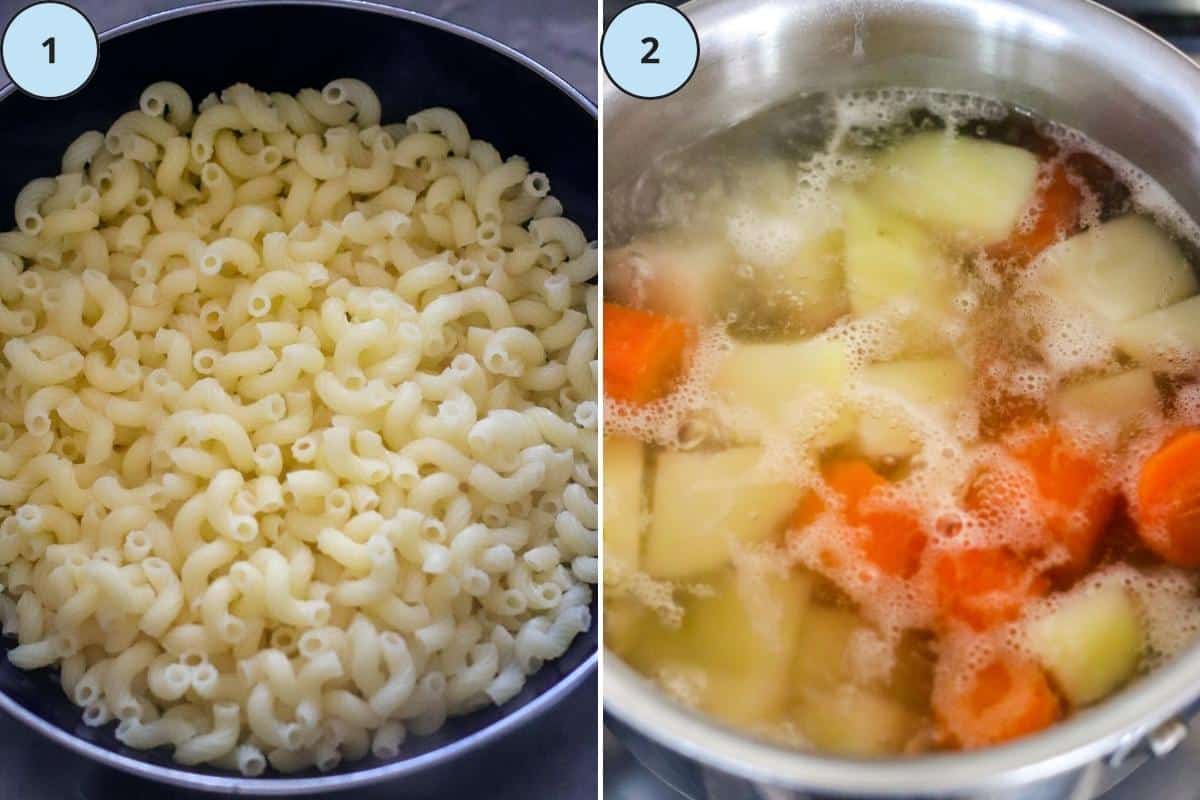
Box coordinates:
[606,86,1200,736]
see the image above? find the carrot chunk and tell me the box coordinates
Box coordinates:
[791,460,927,579]
[934,654,1062,749]
[789,490,826,531]
[933,547,1048,631]
[1012,428,1108,510]
[823,460,890,519]
[603,303,692,404]
[1018,428,1116,575]
[968,428,1116,577]
[987,163,1081,266]
[1134,429,1200,567]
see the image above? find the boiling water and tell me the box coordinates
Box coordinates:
[604,88,1200,754]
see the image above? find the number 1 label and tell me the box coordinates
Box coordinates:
[2,3,98,99]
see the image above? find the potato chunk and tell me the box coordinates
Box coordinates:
[1025,578,1144,706]
[1037,215,1197,324]
[681,569,811,675]
[842,191,958,349]
[1115,294,1200,371]
[866,133,1038,245]
[606,234,733,323]
[795,685,917,756]
[627,569,811,726]
[603,596,648,655]
[1054,369,1160,431]
[857,358,971,460]
[603,435,644,576]
[643,448,804,578]
[710,336,855,446]
[724,214,848,337]
[772,228,848,333]
[792,605,864,690]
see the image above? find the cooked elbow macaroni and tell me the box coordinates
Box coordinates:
[0,79,597,775]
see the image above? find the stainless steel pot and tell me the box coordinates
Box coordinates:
[603,1,1200,797]
[0,1,597,794]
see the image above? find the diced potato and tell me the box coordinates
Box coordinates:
[712,337,848,411]
[842,192,950,314]
[865,133,1038,245]
[691,570,809,726]
[774,228,847,332]
[603,435,644,577]
[792,605,864,690]
[628,569,811,726]
[1029,292,1121,375]
[1037,215,1197,324]
[1025,578,1144,706]
[643,448,805,578]
[857,358,971,460]
[724,197,849,335]
[1115,294,1200,371]
[842,191,958,349]
[680,570,811,675]
[795,685,917,756]
[603,596,650,655]
[860,358,971,406]
[1054,369,1160,430]
[703,669,796,727]
[710,337,856,447]
[606,234,733,323]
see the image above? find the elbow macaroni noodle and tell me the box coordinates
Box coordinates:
[0,80,597,775]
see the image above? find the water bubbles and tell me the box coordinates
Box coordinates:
[606,326,733,448]
[610,85,1200,698]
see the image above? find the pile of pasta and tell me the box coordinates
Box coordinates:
[0,79,597,775]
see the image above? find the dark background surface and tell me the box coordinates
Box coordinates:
[0,0,597,101]
[0,1,598,799]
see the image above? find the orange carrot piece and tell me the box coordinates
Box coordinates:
[968,428,1116,577]
[1017,428,1116,575]
[1013,428,1108,512]
[934,655,1062,749]
[933,547,1048,631]
[603,303,692,404]
[791,460,927,579]
[1135,429,1200,567]
[987,163,1082,266]
[824,460,890,520]
[789,490,826,530]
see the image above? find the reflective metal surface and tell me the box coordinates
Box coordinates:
[605,721,1200,800]
[603,0,1200,797]
[0,0,598,795]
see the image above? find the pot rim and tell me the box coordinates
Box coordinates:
[0,0,597,794]
[603,0,1200,794]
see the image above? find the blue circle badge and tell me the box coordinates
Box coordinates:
[2,2,98,99]
[602,2,699,99]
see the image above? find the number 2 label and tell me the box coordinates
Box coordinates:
[640,36,660,64]
[601,3,699,99]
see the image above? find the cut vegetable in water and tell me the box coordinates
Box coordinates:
[1025,576,1144,706]
[603,87,1200,757]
